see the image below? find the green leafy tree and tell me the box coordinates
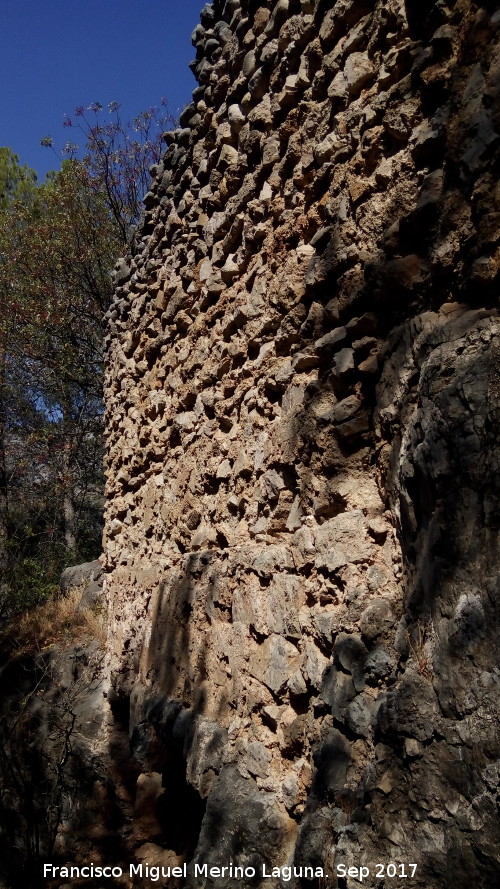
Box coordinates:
[0,100,173,610]
[0,159,120,606]
[0,148,37,595]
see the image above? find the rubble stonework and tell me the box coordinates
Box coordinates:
[103,1,500,886]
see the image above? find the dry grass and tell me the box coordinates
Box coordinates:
[406,621,433,680]
[6,586,106,656]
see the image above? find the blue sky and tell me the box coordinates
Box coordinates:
[0,0,202,180]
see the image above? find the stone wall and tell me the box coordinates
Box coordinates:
[103,1,500,886]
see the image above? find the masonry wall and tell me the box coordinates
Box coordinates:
[103,1,500,886]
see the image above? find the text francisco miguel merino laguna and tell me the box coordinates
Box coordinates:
[44,862,326,882]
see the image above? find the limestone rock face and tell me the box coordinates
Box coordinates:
[60,559,104,609]
[101,0,500,886]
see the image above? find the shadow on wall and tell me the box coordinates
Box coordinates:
[374,311,500,886]
[283,1,500,886]
[126,553,229,863]
[125,553,292,875]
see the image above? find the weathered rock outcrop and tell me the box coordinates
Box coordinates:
[100,0,500,887]
[0,637,107,888]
